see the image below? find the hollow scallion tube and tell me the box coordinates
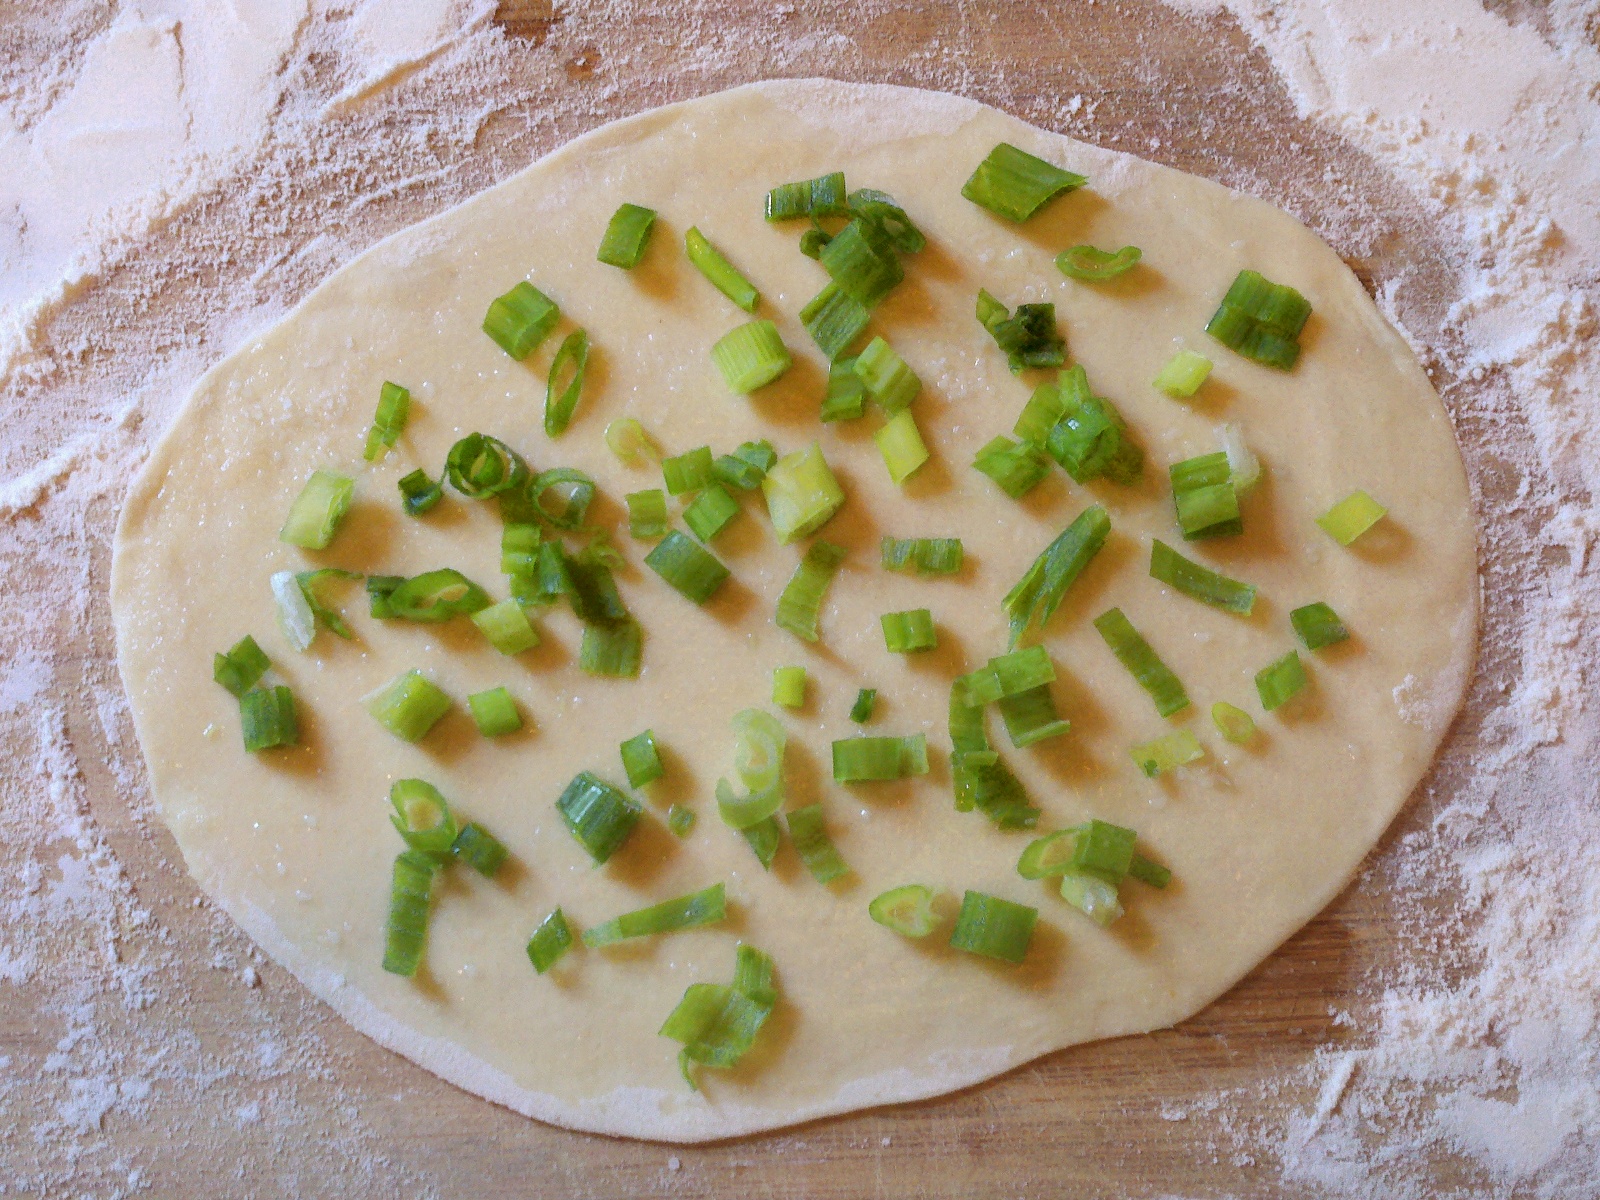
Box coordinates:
[683,484,740,543]
[881,536,963,575]
[1130,729,1205,777]
[868,884,940,937]
[1153,350,1213,398]
[1316,490,1387,545]
[1056,244,1141,282]
[471,598,540,655]
[662,446,715,495]
[626,488,668,538]
[482,280,558,359]
[711,320,791,393]
[583,883,727,947]
[1291,601,1349,650]
[765,171,848,220]
[996,684,1070,748]
[556,771,641,864]
[853,336,921,413]
[397,469,443,516]
[596,202,656,268]
[363,381,410,462]
[881,608,937,653]
[578,619,642,678]
[976,290,1066,372]
[949,891,1037,963]
[874,408,930,486]
[667,805,696,838]
[1003,505,1112,647]
[213,635,270,698]
[712,440,777,490]
[466,686,521,737]
[821,356,867,422]
[1211,701,1257,743]
[544,330,589,437]
[800,282,871,361]
[1255,650,1308,711]
[620,729,664,788]
[762,442,845,543]
[364,671,451,743]
[239,685,297,752]
[450,822,509,877]
[645,531,730,604]
[772,666,806,710]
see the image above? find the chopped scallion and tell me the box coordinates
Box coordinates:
[363,381,410,462]
[382,568,491,623]
[450,822,509,877]
[1045,368,1143,484]
[1211,701,1257,743]
[645,530,730,604]
[381,850,437,977]
[1291,601,1350,650]
[392,781,461,863]
[1128,854,1172,889]
[213,635,270,698]
[620,729,664,788]
[1255,650,1308,711]
[667,804,696,838]
[1129,729,1205,777]
[240,685,297,752]
[365,574,403,619]
[397,468,443,516]
[853,336,921,414]
[819,217,904,308]
[997,683,1071,748]
[482,281,558,360]
[973,435,1050,499]
[868,884,939,937]
[605,417,659,465]
[961,143,1086,222]
[765,171,848,220]
[1154,350,1213,398]
[525,908,573,974]
[544,330,589,437]
[1056,244,1142,282]
[741,815,782,869]
[786,804,850,884]
[762,443,844,543]
[471,598,540,655]
[1059,871,1124,928]
[716,709,787,830]
[1170,451,1241,540]
[583,883,726,948]
[849,688,877,724]
[847,187,925,253]
[626,488,668,538]
[881,536,963,575]
[1317,490,1387,545]
[683,483,740,543]
[800,283,870,361]
[1014,380,1066,446]
[660,943,778,1088]
[445,433,528,499]
[949,890,1037,963]
[821,356,867,422]
[874,408,930,486]
[1149,539,1257,614]
[881,608,937,653]
[685,226,759,311]
[774,539,846,642]
[579,618,642,678]
[1216,422,1262,494]
[1003,505,1112,647]
[1093,608,1189,717]
[364,670,452,743]
[279,470,354,550]
[466,686,522,737]
[556,771,641,864]
[711,320,791,393]
[662,446,715,496]
[772,666,806,710]
[596,202,656,269]
[1205,269,1311,370]
[712,440,778,490]
[976,290,1065,373]
[832,734,928,782]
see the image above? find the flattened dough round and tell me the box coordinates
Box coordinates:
[111,80,1477,1141]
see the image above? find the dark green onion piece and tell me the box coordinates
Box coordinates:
[397,468,443,516]
[1255,650,1308,711]
[954,753,1038,829]
[820,355,868,422]
[583,882,726,947]
[1056,244,1142,282]
[962,143,1087,222]
[240,685,297,752]
[1170,450,1241,540]
[683,484,740,543]
[990,645,1057,697]
[383,568,491,623]
[466,686,522,737]
[1212,701,1257,743]
[645,530,730,604]
[765,171,847,220]
[785,804,850,884]
[1130,729,1205,777]
[849,688,876,724]
[881,536,963,575]
[881,608,937,653]
[620,729,664,788]
[1128,854,1172,889]
[1045,369,1143,484]
[713,440,778,490]
[544,329,589,437]
[501,522,541,578]
[471,599,540,655]
[868,884,939,937]
[597,202,656,268]
[741,815,782,869]
[1149,539,1258,614]
[819,217,904,308]
[1153,350,1213,398]
[949,891,1037,964]
[973,435,1050,499]
[800,283,870,362]
[1003,505,1112,647]
[213,635,269,698]
[1069,819,1138,880]
[525,908,573,974]
[1291,601,1350,651]
[667,805,696,838]
[450,821,509,877]
[711,320,791,393]
[772,666,806,710]
[832,734,928,782]
[556,771,641,864]
[663,446,715,496]
[1014,380,1066,446]
[279,470,354,549]
[660,943,778,1088]
[381,850,437,977]
[874,409,929,486]
[626,488,668,538]
[579,619,642,678]
[521,542,573,610]
[365,671,451,743]
[482,281,558,360]
[1316,491,1387,545]
[363,381,411,462]
[685,227,759,312]
[774,539,846,642]
[997,684,1071,748]
[566,545,628,624]
[853,336,920,413]
[847,187,926,254]
[1205,270,1311,370]
[762,443,845,543]
[975,290,1066,373]
[1093,608,1190,718]
[445,433,528,499]
[365,574,403,619]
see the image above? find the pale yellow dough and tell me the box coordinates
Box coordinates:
[111,80,1477,1141]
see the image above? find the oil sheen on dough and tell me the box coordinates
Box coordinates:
[110,80,1477,1141]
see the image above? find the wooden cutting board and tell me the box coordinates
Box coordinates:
[47,2,1479,1196]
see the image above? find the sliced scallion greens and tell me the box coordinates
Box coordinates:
[1255,650,1308,711]
[240,685,297,752]
[466,686,522,737]
[381,850,437,977]
[645,530,730,604]
[819,216,904,308]
[501,522,540,578]
[544,330,589,437]
[821,356,867,422]
[868,884,939,938]
[364,670,452,743]
[1170,450,1241,540]
[1003,505,1112,647]
[949,890,1037,963]
[774,539,846,642]
[711,319,791,393]
[667,804,696,838]
[772,666,806,710]
[800,282,871,362]
[556,771,641,864]
[973,435,1051,499]
[1044,367,1143,484]
[382,569,491,623]
[1059,872,1124,928]
[525,908,574,974]
[848,688,877,723]
[881,608,937,653]
[482,281,558,360]
[626,488,668,538]
[620,729,664,788]
[583,882,726,948]
[450,822,509,877]
[1056,244,1142,282]
[365,574,403,619]
[976,290,1066,373]
[765,171,848,220]
[1205,269,1311,370]
[685,227,759,312]
[1291,601,1350,651]
[470,598,540,655]
[1154,350,1213,398]
[596,202,656,269]
[741,815,782,869]
[683,484,740,543]
[832,734,928,782]
[1317,490,1387,545]
[1093,608,1189,718]
[846,187,925,254]
[786,804,850,884]
[716,709,787,830]
[853,336,921,413]
[961,143,1086,223]
[1216,422,1262,494]
[279,470,354,550]
[874,408,929,485]
[397,468,443,516]
[662,446,715,496]
[605,417,659,465]
[578,618,642,678]
[1211,701,1257,743]
[660,943,778,1089]
[1014,380,1066,446]
[881,536,962,575]
[445,433,528,499]
[996,684,1070,748]
[1130,728,1205,777]
[1149,539,1257,614]
[363,381,411,462]
[712,440,777,490]
[214,635,270,698]
[950,681,1039,829]
[762,443,844,543]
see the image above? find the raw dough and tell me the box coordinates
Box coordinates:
[110,80,1477,1141]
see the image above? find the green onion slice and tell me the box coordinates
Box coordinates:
[821,355,868,422]
[997,684,1071,748]
[1153,350,1213,398]
[597,202,656,268]
[450,822,509,877]
[1149,539,1257,614]
[819,217,904,308]
[214,635,270,698]
[667,805,696,838]
[660,943,778,1089]
[1045,368,1143,484]
[277,570,342,646]
[1316,490,1387,545]
[1211,701,1257,743]
[583,882,726,948]
[685,227,759,312]
[874,408,930,486]
[466,686,522,737]
[741,815,782,869]
[645,530,730,604]
[1056,244,1142,282]
[786,804,850,884]
[544,329,589,437]
[763,443,845,543]
[482,281,558,360]
[868,884,939,938]
[1059,871,1124,928]
[501,521,541,578]
[279,470,354,550]
[364,670,451,743]
[832,734,928,782]
[579,619,642,678]
[683,484,740,543]
[363,381,411,462]
[1170,451,1242,540]
[471,599,540,656]
[381,850,437,977]
[662,446,715,496]
[881,608,937,653]
[1128,854,1172,889]
[972,435,1051,499]
[556,771,641,864]
[1205,269,1311,370]
[961,143,1087,222]
[881,536,962,575]
[445,433,528,499]
[526,908,574,974]
[849,688,877,724]
[713,440,778,490]
[626,488,668,539]
[1216,422,1262,494]
[976,290,1066,373]
[1255,650,1308,711]
[716,709,787,830]
[1003,505,1112,647]
[765,171,848,220]
[365,574,403,619]
[847,187,925,254]
[620,729,664,788]
[1014,380,1067,446]
[711,319,791,393]
[1291,601,1349,650]
[772,666,806,710]
[774,539,846,642]
[853,336,921,413]
[800,282,870,362]
[397,468,443,516]
[239,685,297,752]
[1016,829,1078,880]
[1093,607,1190,717]
[383,568,491,623]
[1130,729,1205,777]
[949,891,1037,963]
[605,416,660,465]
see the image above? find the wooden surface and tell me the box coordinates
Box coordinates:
[28,2,1492,1196]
